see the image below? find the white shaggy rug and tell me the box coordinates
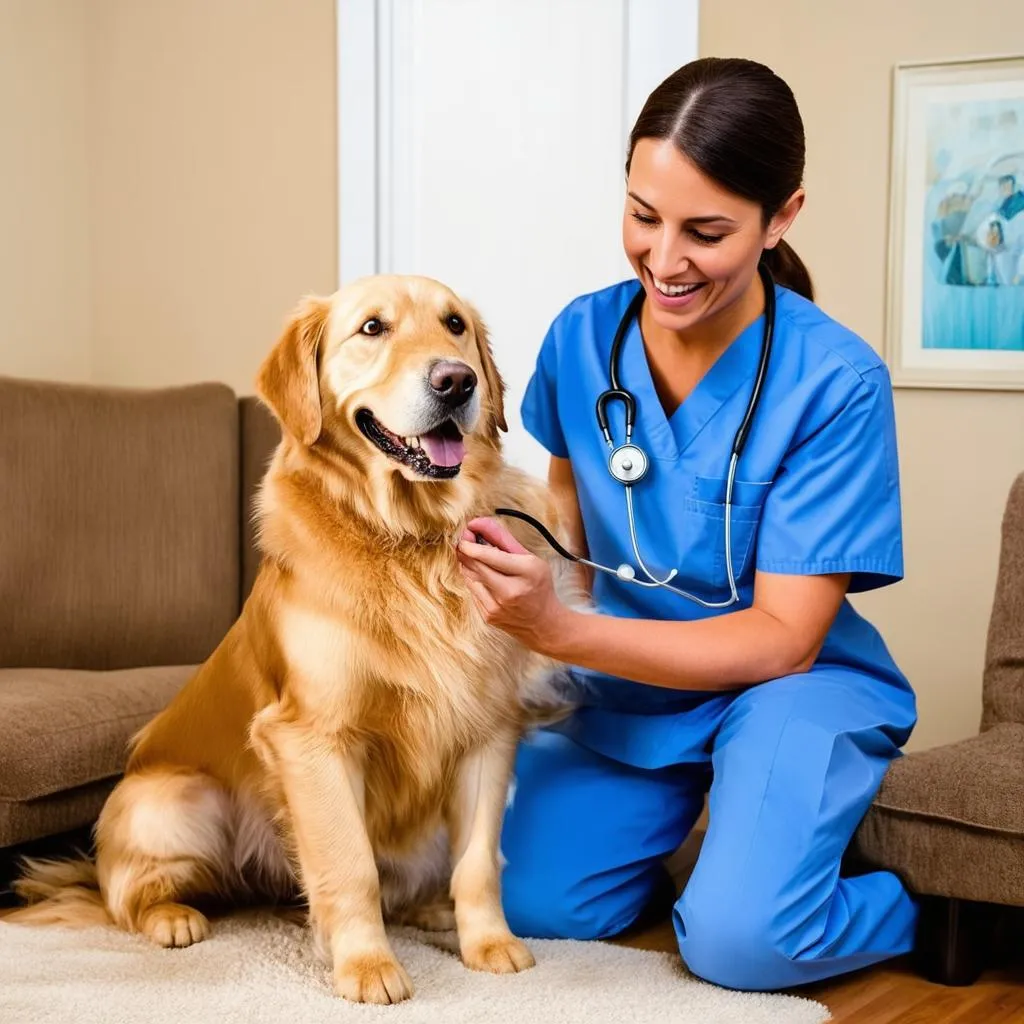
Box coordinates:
[0,912,830,1024]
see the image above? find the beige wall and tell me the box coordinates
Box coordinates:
[89,0,337,395]
[702,1,1024,751]
[0,0,93,383]
[0,0,336,395]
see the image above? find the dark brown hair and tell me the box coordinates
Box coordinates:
[626,57,813,301]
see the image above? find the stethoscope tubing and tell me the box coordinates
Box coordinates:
[495,261,777,606]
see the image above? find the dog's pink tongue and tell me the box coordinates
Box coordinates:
[421,432,465,468]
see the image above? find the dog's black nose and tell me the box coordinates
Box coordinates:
[429,360,477,406]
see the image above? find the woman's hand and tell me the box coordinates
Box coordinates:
[456,516,570,654]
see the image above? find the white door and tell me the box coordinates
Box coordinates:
[337,0,699,477]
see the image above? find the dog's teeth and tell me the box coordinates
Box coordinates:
[411,436,420,449]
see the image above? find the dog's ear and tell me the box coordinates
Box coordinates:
[256,296,331,446]
[467,303,507,436]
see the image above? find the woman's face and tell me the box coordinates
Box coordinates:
[622,139,801,335]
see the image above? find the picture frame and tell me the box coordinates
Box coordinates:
[885,54,1024,389]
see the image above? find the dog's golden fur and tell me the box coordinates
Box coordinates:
[10,275,572,1003]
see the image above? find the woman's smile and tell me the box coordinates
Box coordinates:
[644,265,708,308]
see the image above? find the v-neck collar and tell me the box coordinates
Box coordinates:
[620,294,769,461]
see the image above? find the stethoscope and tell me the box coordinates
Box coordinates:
[496,261,776,608]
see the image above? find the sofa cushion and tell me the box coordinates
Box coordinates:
[871,724,1024,834]
[239,396,280,604]
[854,724,1024,905]
[855,811,1023,907]
[0,377,240,670]
[982,472,1024,729]
[0,779,117,849]
[0,666,194,802]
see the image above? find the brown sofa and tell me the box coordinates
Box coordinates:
[0,376,279,852]
[854,471,1024,984]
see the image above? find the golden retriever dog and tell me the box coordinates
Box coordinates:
[10,274,572,1004]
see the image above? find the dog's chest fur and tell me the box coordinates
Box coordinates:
[276,555,534,850]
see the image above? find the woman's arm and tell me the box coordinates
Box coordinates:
[456,517,849,691]
[548,456,593,595]
[548,570,849,690]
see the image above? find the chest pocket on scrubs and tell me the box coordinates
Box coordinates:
[679,475,771,591]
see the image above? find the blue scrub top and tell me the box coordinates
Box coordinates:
[521,279,913,762]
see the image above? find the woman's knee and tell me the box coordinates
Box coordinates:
[674,887,795,991]
[502,863,652,941]
[499,730,694,942]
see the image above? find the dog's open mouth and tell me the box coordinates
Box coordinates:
[356,409,465,479]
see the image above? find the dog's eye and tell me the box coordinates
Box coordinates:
[446,314,466,336]
[360,318,384,337]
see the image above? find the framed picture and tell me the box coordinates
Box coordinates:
[886,54,1024,389]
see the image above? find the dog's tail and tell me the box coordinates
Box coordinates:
[6,855,112,928]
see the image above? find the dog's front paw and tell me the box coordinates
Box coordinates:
[333,951,414,1004]
[138,902,211,948]
[461,932,535,974]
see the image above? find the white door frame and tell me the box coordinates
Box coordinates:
[336,0,700,286]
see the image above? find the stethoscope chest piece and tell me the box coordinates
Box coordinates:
[608,443,648,484]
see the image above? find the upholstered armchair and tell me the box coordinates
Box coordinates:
[855,472,1024,985]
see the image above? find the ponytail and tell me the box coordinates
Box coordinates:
[762,239,814,301]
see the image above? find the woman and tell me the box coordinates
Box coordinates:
[456,57,917,992]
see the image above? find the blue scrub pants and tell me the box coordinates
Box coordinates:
[500,670,919,991]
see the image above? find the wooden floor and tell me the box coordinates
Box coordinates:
[614,917,1024,1023]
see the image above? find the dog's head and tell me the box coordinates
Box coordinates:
[255,275,507,486]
